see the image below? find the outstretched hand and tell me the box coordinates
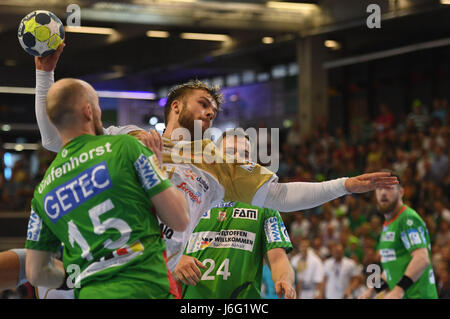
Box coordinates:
[345,172,398,193]
[35,42,65,72]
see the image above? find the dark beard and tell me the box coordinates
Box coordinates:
[178,104,205,139]
[377,198,399,215]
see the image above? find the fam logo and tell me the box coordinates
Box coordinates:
[185,169,209,192]
[232,208,258,221]
[177,182,202,204]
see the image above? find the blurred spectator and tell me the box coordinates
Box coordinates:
[431,146,449,183]
[407,99,430,132]
[435,220,450,249]
[375,103,396,131]
[431,97,448,125]
[286,120,302,148]
[290,238,324,299]
[320,243,360,299]
[289,213,311,239]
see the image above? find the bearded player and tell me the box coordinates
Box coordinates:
[358,172,438,299]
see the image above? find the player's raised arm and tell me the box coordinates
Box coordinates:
[261,172,398,212]
[35,43,65,152]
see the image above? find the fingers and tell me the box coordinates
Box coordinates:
[149,129,162,152]
[275,282,296,299]
[174,258,203,286]
[195,258,207,269]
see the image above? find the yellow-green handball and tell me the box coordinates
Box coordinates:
[18,10,65,57]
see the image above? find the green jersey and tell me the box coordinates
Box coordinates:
[183,201,293,299]
[377,205,438,299]
[25,134,176,298]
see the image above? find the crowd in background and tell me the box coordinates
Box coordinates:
[0,96,448,299]
[277,97,449,299]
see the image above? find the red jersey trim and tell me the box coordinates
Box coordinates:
[383,205,407,226]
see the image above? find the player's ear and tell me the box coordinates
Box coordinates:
[171,100,182,116]
[81,103,93,122]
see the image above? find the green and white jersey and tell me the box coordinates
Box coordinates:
[183,201,293,299]
[25,134,174,298]
[377,205,438,299]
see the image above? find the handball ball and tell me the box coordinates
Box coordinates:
[18,10,65,57]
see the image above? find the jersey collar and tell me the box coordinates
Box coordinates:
[383,204,407,227]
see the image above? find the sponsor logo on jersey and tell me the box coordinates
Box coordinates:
[214,201,235,208]
[134,154,161,190]
[381,231,395,242]
[61,149,68,158]
[400,231,411,249]
[406,219,414,227]
[380,249,397,262]
[239,162,256,173]
[184,169,209,192]
[418,226,427,244]
[27,209,42,242]
[408,229,422,245]
[201,210,211,219]
[44,161,112,224]
[217,210,227,222]
[186,230,256,253]
[264,217,282,243]
[177,182,202,204]
[232,208,258,221]
[279,221,291,243]
[38,142,112,194]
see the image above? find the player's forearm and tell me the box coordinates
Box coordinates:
[269,254,295,287]
[35,69,62,152]
[404,248,430,282]
[263,178,350,212]
[151,187,189,232]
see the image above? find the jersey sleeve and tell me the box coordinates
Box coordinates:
[262,208,293,254]
[25,205,61,253]
[399,213,429,253]
[124,135,172,198]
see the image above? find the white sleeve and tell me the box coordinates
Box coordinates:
[9,248,28,286]
[103,125,144,136]
[262,177,350,212]
[35,70,62,152]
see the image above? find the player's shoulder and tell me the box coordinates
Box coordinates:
[399,205,425,225]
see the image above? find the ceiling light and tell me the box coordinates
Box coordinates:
[267,1,319,11]
[324,40,341,50]
[147,30,170,38]
[65,26,118,35]
[262,37,274,44]
[440,0,450,4]
[180,33,231,42]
